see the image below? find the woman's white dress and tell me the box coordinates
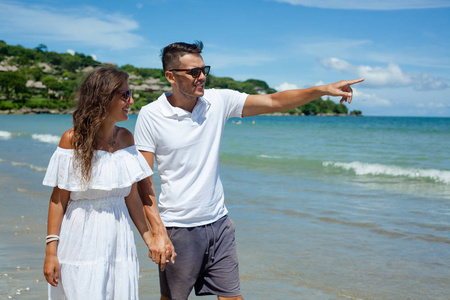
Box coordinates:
[43,146,153,300]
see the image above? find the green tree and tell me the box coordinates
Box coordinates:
[0,41,8,56]
[60,79,79,103]
[335,103,348,114]
[13,55,32,66]
[44,52,62,66]
[300,99,320,115]
[27,66,44,81]
[60,54,81,72]
[34,44,48,53]
[317,99,335,113]
[0,71,27,100]
[244,79,277,93]
[120,64,136,73]
[41,76,62,98]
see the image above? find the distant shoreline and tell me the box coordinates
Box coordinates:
[0,107,75,115]
[0,108,362,116]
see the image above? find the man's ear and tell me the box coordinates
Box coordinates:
[165,70,175,84]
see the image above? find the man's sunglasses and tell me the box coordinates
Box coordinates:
[118,89,132,101]
[169,66,211,78]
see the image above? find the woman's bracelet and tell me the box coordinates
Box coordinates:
[46,235,60,244]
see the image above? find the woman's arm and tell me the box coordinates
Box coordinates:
[43,187,70,287]
[125,183,153,253]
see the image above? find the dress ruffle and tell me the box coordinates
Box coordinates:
[43,145,153,191]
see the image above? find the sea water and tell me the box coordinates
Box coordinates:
[0,114,449,299]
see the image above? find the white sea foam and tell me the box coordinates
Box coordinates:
[258,154,282,159]
[31,134,60,144]
[0,130,12,139]
[11,161,47,172]
[323,161,450,184]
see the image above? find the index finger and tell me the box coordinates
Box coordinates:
[346,78,365,86]
[159,253,167,271]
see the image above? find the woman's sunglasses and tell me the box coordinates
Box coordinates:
[118,89,132,102]
[169,66,211,78]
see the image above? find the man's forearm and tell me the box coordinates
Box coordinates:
[143,201,167,236]
[271,86,328,111]
[243,79,363,117]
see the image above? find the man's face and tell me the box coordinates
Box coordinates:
[168,53,207,100]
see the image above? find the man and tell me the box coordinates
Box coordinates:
[135,41,364,300]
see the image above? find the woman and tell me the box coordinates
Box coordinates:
[43,66,153,299]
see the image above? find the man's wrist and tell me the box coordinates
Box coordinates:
[315,84,328,97]
[152,226,168,237]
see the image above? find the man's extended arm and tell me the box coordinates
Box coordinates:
[242,78,364,117]
[137,151,176,271]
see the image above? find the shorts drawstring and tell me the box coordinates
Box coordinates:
[205,225,209,255]
[211,224,216,262]
[204,223,216,262]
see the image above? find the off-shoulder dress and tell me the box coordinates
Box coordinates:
[43,146,153,299]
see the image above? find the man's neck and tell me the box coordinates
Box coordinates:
[167,92,198,113]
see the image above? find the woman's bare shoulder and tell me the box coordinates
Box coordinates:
[115,126,134,148]
[59,129,74,149]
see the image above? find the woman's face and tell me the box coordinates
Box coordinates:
[108,81,133,123]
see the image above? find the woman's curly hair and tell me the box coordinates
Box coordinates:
[72,66,129,186]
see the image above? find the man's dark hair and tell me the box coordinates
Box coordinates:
[160,41,204,71]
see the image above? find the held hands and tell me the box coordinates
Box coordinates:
[148,233,176,271]
[323,78,364,104]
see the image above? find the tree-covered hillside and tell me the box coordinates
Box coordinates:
[0,41,361,115]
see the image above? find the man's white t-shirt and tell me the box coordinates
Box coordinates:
[134,89,248,227]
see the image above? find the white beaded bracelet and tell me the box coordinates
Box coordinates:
[46,235,60,244]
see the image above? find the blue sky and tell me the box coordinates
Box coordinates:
[1,0,449,117]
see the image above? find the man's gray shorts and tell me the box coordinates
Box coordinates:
[159,215,241,300]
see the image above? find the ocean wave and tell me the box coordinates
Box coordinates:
[11,161,47,172]
[0,130,12,139]
[317,216,377,228]
[323,161,450,184]
[257,154,282,159]
[31,134,60,144]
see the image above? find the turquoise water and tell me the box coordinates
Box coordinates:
[0,114,449,299]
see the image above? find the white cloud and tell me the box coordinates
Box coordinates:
[272,0,450,10]
[67,49,75,55]
[319,58,448,90]
[416,102,449,108]
[358,63,411,86]
[90,54,97,61]
[0,2,144,50]
[295,38,449,71]
[319,57,355,72]
[410,73,449,90]
[352,89,391,106]
[276,82,299,91]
